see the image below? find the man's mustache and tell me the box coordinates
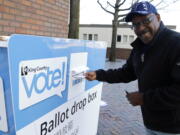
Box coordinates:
[137,29,149,37]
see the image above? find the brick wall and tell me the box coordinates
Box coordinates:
[0,0,69,37]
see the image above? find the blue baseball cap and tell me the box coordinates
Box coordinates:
[125,1,158,22]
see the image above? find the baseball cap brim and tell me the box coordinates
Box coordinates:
[125,11,150,22]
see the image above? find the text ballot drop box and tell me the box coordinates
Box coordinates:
[0,34,107,135]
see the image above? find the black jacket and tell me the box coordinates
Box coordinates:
[96,23,180,133]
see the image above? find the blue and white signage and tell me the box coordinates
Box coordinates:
[0,34,107,135]
[19,57,67,110]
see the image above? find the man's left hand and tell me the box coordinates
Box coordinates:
[126,91,143,106]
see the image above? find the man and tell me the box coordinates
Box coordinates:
[85,1,180,135]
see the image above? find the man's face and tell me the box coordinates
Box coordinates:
[132,14,161,44]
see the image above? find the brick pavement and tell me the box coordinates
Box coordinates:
[97,59,147,135]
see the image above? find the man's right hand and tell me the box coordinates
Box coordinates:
[85,71,97,81]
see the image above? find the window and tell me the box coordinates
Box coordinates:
[94,34,98,41]
[129,35,135,42]
[83,34,87,40]
[117,35,121,42]
[88,34,92,40]
[123,35,128,43]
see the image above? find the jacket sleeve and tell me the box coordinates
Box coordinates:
[143,54,180,110]
[95,51,137,83]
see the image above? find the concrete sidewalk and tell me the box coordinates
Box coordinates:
[97,59,147,135]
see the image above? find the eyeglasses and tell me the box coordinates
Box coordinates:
[132,15,154,29]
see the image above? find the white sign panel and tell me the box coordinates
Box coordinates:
[16,83,103,135]
[0,77,8,132]
[68,52,88,100]
[19,57,67,110]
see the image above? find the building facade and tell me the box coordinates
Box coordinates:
[0,0,69,37]
[79,24,176,59]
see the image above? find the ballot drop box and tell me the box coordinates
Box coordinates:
[0,34,107,135]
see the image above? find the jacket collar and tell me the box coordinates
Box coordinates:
[131,21,166,48]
